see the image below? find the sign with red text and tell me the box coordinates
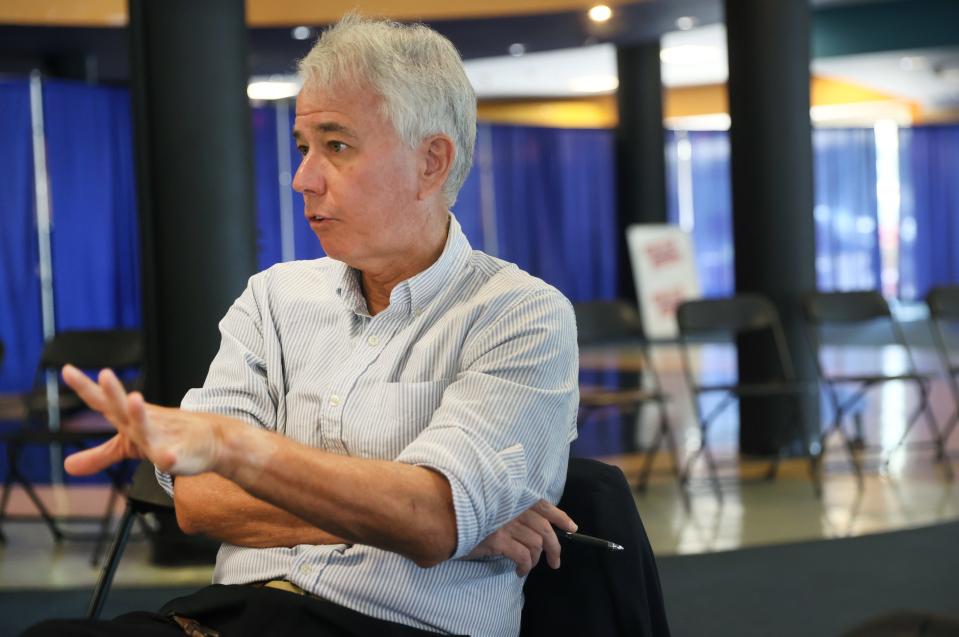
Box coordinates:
[626,224,701,340]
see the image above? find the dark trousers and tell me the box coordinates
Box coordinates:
[22,584,447,637]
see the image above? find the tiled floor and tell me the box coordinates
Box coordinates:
[0,343,956,590]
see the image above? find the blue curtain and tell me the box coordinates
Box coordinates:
[898,124,959,300]
[0,80,42,394]
[43,80,141,333]
[663,128,882,298]
[812,127,880,292]
[250,101,324,267]
[470,123,618,302]
[688,131,734,297]
[449,158,486,251]
[251,105,284,270]
[663,131,734,297]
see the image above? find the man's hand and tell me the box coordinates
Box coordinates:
[466,500,576,577]
[61,365,223,477]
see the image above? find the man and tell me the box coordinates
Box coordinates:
[27,14,578,637]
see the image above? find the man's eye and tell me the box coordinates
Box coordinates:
[296,145,309,157]
[328,141,348,153]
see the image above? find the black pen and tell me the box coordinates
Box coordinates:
[555,527,624,551]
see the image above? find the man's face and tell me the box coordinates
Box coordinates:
[292,82,426,272]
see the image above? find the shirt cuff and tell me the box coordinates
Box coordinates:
[155,465,175,498]
[396,427,531,559]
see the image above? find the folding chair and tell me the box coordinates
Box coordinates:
[573,301,680,492]
[676,294,815,499]
[803,290,952,485]
[87,461,175,619]
[0,329,143,558]
[925,286,959,450]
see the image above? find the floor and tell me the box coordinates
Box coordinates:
[0,342,957,591]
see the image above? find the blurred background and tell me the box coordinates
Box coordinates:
[0,1,958,636]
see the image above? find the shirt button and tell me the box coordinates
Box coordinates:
[414,308,423,317]
[367,335,379,347]
[298,564,313,575]
[329,394,340,406]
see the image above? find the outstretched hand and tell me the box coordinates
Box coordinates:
[467,499,576,577]
[61,365,222,477]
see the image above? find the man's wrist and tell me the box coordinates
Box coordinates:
[211,416,276,485]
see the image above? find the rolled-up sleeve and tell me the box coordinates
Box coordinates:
[156,278,276,497]
[396,289,579,558]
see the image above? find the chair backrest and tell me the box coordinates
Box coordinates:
[38,330,143,371]
[803,291,890,324]
[520,458,670,637]
[926,286,959,321]
[127,461,175,511]
[23,330,145,427]
[676,294,780,335]
[573,300,644,345]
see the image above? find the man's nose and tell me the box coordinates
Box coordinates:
[292,154,326,195]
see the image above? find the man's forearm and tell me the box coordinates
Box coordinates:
[174,473,348,548]
[209,415,456,567]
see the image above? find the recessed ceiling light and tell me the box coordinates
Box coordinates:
[660,45,720,65]
[508,43,526,57]
[569,74,619,93]
[291,26,313,41]
[675,16,696,31]
[588,5,613,23]
[248,80,300,100]
[898,56,927,71]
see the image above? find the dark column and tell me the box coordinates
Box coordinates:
[725,0,819,455]
[615,42,667,301]
[130,0,257,407]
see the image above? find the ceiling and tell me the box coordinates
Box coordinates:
[463,22,959,113]
[0,0,956,116]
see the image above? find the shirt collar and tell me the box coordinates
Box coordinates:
[333,213,472,319]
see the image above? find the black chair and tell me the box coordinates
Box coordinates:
[520,457,671,637]
[88,461,174,619]
[573,301,680,492]
[803,290,952,485]
[0,329,143,556]
[675,294,815,498]
[925,286,959,450]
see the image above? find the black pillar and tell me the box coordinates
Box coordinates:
[725,0,819,455]
[615,42,668,301]
[130,0,257,406]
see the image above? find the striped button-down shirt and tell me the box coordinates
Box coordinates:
[157,215,578,636]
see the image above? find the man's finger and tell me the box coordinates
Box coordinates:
[99,369,134,435]
[500,538,534,577]
[531,499,577,532]
[63,435,132,476]
[518,509,561,569]
[508,516,545,554]
[61,364,108,412]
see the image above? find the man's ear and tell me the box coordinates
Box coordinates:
[418,135,455,201]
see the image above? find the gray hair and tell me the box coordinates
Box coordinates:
[298,14,477,207]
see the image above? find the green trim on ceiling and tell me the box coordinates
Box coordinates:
[814,0,959,58]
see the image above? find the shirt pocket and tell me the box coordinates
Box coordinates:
[349,379,450,459]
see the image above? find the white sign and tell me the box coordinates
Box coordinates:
[626,224,701,340]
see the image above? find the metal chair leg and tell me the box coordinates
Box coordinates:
[90,486,121,567]
[87,502,137,620]
[0,470,14,542]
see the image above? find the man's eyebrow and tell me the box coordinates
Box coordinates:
[292,122,356,140]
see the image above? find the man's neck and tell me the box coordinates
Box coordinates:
[360,214,450,316]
